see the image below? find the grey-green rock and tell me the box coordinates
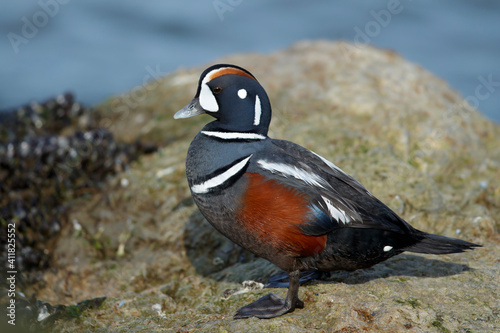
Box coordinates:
[27,41,499,332]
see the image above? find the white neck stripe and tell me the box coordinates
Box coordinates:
[254,95,262,126]
[201,131,266,140]
[191,155,253,194]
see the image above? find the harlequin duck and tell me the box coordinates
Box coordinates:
[174,64,481,319]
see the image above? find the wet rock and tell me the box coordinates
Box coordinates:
[0,292,105,333]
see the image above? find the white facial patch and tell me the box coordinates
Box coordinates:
[201,131,266,140]
[199,83,218,112]
[257,160,327,188]
[383,245,393,252]
[254,95,262,126]
[199,67,231,112]
[191,155,252,194]
[321,196,351,224]
[238,89,247,99]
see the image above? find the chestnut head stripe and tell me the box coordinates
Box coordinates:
[199,67,256,112]
[207,67,256,81]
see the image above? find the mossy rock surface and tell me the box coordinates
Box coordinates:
[27,41,499,332]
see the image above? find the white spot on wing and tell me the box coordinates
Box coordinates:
[321,196,351,224]
[201,131,266,140]
[238,89,247,99]
[257,160,327,188]
[191,155,252,194]
[383,245,393,252]
[254,95,262,126]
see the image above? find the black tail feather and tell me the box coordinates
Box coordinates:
[404,233,481,254]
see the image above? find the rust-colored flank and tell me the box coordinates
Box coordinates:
[237,173,327,257]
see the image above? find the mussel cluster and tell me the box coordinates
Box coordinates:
[5,292,106,332]
[0,93,156,276]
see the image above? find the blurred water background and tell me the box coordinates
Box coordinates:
[1,0,499,122]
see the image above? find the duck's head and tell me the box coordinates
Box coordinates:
[174,64,272,135]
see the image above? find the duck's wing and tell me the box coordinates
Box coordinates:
[248,139,415,237]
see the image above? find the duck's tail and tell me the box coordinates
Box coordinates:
[404,232,481,254]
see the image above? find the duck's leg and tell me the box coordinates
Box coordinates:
[266,270,320,288]
[234,270,304,319]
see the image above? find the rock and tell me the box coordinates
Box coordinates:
[15,41,500,332]
[0,94,157,282]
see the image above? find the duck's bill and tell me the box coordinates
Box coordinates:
[174,98,204,119]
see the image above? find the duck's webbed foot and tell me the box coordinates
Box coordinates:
[234,270,303,319]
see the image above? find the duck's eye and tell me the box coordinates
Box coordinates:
[213,86,222,94]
